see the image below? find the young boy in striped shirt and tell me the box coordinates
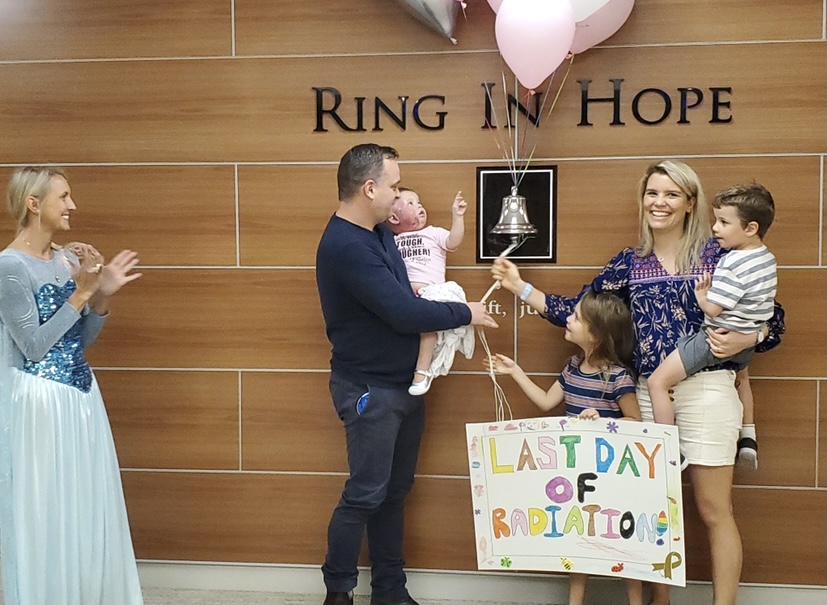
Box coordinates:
[648,183,777,470]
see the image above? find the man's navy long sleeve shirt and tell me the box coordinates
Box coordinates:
[316,214,472,387]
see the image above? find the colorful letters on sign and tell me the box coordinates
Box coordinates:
[466,417,685,586]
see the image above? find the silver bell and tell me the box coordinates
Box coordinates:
[490,187,538,236]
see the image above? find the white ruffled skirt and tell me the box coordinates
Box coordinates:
[0,369,143,605]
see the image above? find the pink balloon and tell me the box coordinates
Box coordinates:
[487,0,503,12]
[570,0,634,54]
[570,0,612,22]
[495,0,577,90]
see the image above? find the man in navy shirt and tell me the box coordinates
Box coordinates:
[317,144,497,605]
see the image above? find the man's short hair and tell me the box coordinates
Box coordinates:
[337,144,399,201]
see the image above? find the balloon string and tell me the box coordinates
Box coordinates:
[482,79,517,177]
[513,73,519,180]
[478,326,513,423]
[516,54,575,189]
[500,69,517,181]
[545,53,575,122]
[477,237,525,423]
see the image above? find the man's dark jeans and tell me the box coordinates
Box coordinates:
[322,371,425,602]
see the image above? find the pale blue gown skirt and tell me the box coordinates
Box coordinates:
[0,369,143,605]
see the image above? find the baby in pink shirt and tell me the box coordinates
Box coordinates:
[388,188,473,395]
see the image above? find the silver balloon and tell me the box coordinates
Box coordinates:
[393,0,460,42]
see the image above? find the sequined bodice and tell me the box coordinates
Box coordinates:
[22,280,92,392]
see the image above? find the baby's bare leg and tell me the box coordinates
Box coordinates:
[413,332,437,382]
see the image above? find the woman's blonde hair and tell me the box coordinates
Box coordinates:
[636,160,710,274]
[6,166,68,232]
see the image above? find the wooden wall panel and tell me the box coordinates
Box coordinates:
[74,166,236,265]
[0,0,231,61]
[544,43,826,158]
[241,372,347,473]
[748,269,826,378]
[820,381,826,488]
[234,0,493,55]
[100,370,240,470]
[238,165,338,266]
[122,471,340,563]
[608,0,824,45]
[85,269,328,369]
[683,488,827,584]
[0,166,237,266]
[234,0,823,55]
[0,44,823,164]
[732,380,818,487]
[405,478,479,571]
[1,0,819,64]
[123,470,826,583]
[823,155,826,266]
[119,464,825,584]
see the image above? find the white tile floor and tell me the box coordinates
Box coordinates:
[0,584,549,605]
[143,589,329,604]
[142,589,546,605]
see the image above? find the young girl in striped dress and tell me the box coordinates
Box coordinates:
[486,288,644,605]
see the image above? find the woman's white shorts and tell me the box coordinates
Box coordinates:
[638,370,742,467]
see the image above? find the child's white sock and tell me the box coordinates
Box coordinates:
[737,424,758,470]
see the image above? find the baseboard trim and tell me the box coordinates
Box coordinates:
[137,560,826,605]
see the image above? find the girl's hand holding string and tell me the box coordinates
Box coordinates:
[490,258,525,294]
[485,353,518,376]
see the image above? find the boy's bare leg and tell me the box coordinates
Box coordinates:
[735,368,758,469]
[648,350,689,470]
[647,350,688,425]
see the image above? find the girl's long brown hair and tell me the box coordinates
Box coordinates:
[578,289,637,381]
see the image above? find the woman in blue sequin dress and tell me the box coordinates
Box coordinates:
[0,167,143,605]
[491,160,784,605]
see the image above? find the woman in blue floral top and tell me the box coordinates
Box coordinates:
[491,160,784,605]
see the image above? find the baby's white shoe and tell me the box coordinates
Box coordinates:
[408,370,434,396]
